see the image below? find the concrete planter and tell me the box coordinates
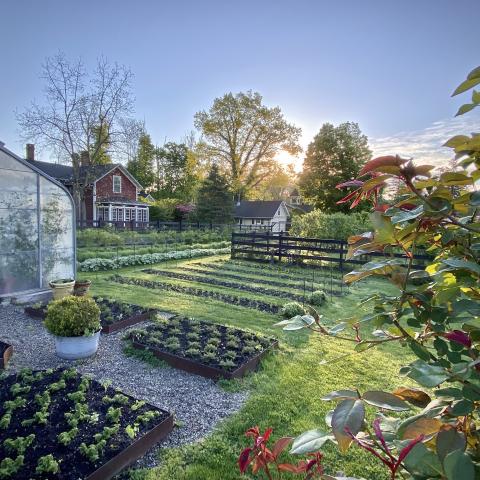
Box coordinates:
[49,279,75,300]
[54,331,101,360]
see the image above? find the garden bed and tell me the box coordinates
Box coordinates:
[0,368,173,479]
[127,317,278,380]
[111,275,280,314]
[24,298,155,334]
[0,340,13,369]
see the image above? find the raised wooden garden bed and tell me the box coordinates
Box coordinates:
[127,317,278,380]
[0,340,13,369]
[0,368,173,480]
[24,298,155,334]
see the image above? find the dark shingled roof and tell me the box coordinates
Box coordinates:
[26,160,136,186]
[234,200,284,218]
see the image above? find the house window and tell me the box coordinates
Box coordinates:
[138,208,148,222]
[112,207,124,221]
[96,206,109,220]
[113,175,122,193]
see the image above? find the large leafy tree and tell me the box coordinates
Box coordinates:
[195,164,233,223]
[194,91,302,198]
[126,132,156,190]
[154,142,199,201]
[299,122,371,213]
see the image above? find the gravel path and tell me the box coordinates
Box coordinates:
[0,303,248,472]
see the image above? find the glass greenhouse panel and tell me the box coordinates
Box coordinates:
[0,147,75,296]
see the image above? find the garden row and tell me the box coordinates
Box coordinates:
[78,247,230,271]
[77,240,230,262]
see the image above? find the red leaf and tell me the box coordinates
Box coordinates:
[395,435,424,468]
[246,426,260,438]
[336,189,360,204]
[238,447,252,473]
[444,330,472,349]
[359,155,407,176]
[272,437,293,459]
[278,462,306,473]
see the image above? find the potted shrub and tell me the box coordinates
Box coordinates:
[48,278,75,300]
[44,296,101,360]
[73,279,92,297]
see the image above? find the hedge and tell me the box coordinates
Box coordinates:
[78,247,230,272]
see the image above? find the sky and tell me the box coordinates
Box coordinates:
[1,0,479,170]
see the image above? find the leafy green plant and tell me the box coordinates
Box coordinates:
[48,379,66,392]
[9,383,30,397]
[0,455,24,478]
[3,434,35,455]
[102,393,130,405]
[219,359,236,370]
[58,427,79,446]
[185,347,201,357]
[186,332,200,341]
[131,400,146,411]
[36,454,59,474]
[106,406,122,424]
[269,68,480,480]
[280,302,306,318]
[44,296,101,337]
[80,441,106,462]
[164,338,181,351]
[0,414,11,430]
[307,290,326,307]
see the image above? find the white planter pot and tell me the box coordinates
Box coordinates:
[54,331,101,360]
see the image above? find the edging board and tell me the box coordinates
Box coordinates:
[132,340,278,380]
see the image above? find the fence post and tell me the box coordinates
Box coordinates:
[278,231,283,263]
[339,240,345,274]
[179,219,183,232]
[231,231,235,259]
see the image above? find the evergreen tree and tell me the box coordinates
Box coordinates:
[126,133,156,190]
[195,164,233,223]
[299,122,371,213]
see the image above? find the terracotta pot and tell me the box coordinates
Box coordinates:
[49,279,75,300]
[74,280,92,297]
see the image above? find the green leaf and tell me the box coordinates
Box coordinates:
[452,77,480,96]
[455,103,476,116]
[321,390,359,401]
[444,449,475,480]
[331,399,365,452]
[439,172,473,186]
[327,323,347,336]
[450,399,474,416]
[403,443,443,477]
[362,391,410,411]
[274,315,315,331]
[407,360,448,387]
[469,191,480,206]
[473,90,480,104]
[391,206,424,224]
[290,429,334,455]
[408,340,432,362]
[436,428,466,463]
[443,135,471,148]
[442,258,480,276]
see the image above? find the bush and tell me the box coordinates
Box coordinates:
[76,228,124,247]
[290,210,372,240]
[307,290,326,306]
[280,302,306,318]
[44,297,101,337]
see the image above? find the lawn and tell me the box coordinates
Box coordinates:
[78,255,413,480]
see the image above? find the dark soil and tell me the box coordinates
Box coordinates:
[128,317,277,374]
[0,368,171,480]
[110,275,280,314]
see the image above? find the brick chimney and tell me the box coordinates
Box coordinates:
[80,151,90,167]
[26,143,35,161]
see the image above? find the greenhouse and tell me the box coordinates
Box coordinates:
[0,143,75,297]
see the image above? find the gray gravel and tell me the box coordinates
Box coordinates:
[0,304,248,471]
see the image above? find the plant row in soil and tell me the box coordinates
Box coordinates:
[110,275,280,314]
[200,260,345,283]
[127,316,277,379]
[25,298,155,333]
[0,368,172,480]
[178,265,332,292]
[141,269,306,302]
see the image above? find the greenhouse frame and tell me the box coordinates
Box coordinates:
[0,143,76,297]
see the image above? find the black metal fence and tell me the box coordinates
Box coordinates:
[77,219,275,232]
[231,231,432,271]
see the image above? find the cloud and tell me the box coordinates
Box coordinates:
[370,113,480,169]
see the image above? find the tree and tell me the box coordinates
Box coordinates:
[17,52,134,220]
[126,132,156,190]
[195,164,233,223]
[250,163,297,200]
[194,91,301,198]
[154,142,199,201]
[298,122,371,212]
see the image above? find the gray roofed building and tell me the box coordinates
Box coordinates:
[234,200,289,232]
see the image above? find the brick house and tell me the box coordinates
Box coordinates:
[25,144,149,226]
